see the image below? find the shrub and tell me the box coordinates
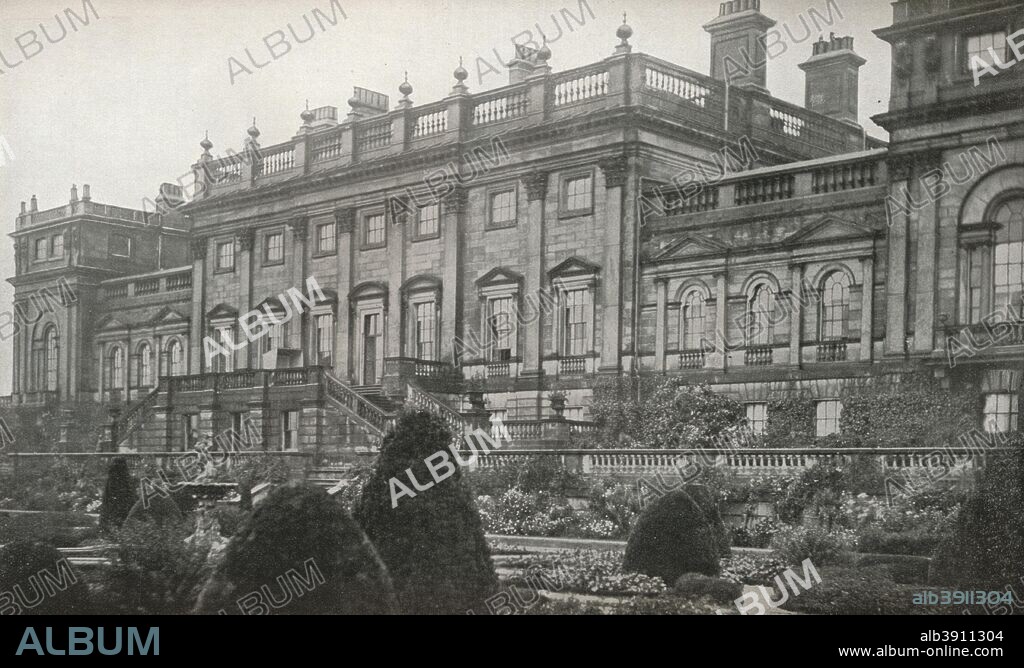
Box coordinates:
[125,493,184,528]
[0,513,97,548]
[770,524,854,567]
[685,485,730,557]
[0,541,91,614]
[674,573,744,604]
[106,519,216,615]
[720,554,790,586]
[501,549,667,597]
[748,517,783,548]
[623,488,722,583]
[196,484,398,615]
[99,458,137,533]
[856,526,944,557]
[355,411,498,614]
[931,448,1024,588]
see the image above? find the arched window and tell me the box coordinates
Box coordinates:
[43,326,59,392]
[109,346,124,389]
[993,196,1024,314]
[137,342,153,387]
[167,339,185,376]
[747,283,774,346]
[680,290,706,351]
[820,272,851,340]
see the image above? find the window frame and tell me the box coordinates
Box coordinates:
[815,399,843,437]
[960,28,1011,75]
[109,233,132,258]
[215,240,236,273]
[314,221,337,257]
[745,402,768,436]
[746,282,775,347]
[407,293,438,362]
[487,295,517,362]
[166,338,186,377]
[362,211,387,250]
[50,234,64,258]
[282,410,300,451]
[983,392,1019,434]
[559,169,595,218]
[486,186,518,230]
[413,202,441,241]
[819,271,852,342]
[136,342,153,388]
[263,230,285,266]
[314,311,335,367]
[679,288,708,352]
[34,237,48,261]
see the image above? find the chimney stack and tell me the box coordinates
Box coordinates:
[82,184,91,201]
[703,0,776,93]
[799,34,865,126]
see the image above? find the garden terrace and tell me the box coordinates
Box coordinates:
[192,53,868,202]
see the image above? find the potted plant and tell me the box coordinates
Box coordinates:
[465,375,486,411]
[548,391,568,417]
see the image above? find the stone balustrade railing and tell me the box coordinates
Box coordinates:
[100,267,193,301]
[195,53,867,198]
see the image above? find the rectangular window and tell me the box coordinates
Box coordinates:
[282,411,299,451]
[110,234,131,257]
[964,31,1008,72]
[563,173,594,214]
[562,289,588,356]
[416,203,440,238]
[815,400,843,437]
[364,213,385,247]
[414,301,436,361]
[316,313,334,366]
[212,326,235,372]
[316,222,336,254]
[746,403,768,436]
[34,238,47,260]
[216,241,235,271]
[489,189,517,228]
[264,232,284,264]
[983,393,1019,434]
[51,234,64,257]
[488,297,515,361]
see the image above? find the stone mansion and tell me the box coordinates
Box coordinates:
[3,0,1023,457]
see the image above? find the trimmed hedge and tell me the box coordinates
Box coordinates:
[355,411,498,614]
[622,488,723,584]
[195,484,398,615]
[0,541,91,614]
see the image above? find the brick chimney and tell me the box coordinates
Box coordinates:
[799,34,865,126]
[703,0,776,93]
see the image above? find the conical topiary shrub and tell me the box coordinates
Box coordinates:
[194,484,399,615]
[99,458,137,533]
[622,487,723,584]
[0,541,91,615]
[354,411,498,614]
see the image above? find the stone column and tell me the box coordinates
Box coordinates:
[290,217,309,360]
[885,157,910,357]
[655,278,668,372]
[441,188,468,367]
[714,273,728,371]
[522,173,547,377]
[913,151,941,354]
[237,229,255,369]
[334,209,355,380]
[789,263,804,368]
[598,155,629,373]
[860,256,875,362]
[386,200,408,363]
[189,238,208,374]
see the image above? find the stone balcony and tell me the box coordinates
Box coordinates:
[99,267,193,303]
[192,53,869,203]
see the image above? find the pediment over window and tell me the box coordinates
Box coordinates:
[548,256,600,279]
[95,315,131,332]
[785,215,879,245]
[148,307,189,326]
[476,267,524,289]
[206,303,239,320]
[349,281,388,302]
[653,236,729,261]
[401,274,443,295]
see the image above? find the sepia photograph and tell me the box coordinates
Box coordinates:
[0,0,1022,653]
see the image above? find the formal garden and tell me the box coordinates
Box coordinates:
[1,375,1022,615]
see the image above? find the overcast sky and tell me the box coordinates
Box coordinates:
[0,0,894,393]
